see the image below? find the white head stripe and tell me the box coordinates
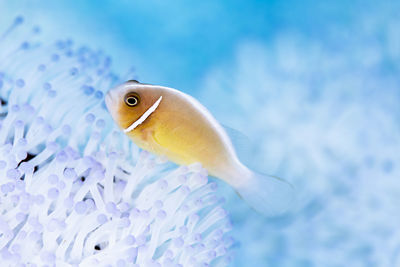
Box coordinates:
[123,96,163,133]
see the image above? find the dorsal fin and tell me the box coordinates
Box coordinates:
[222,124,251,154]
[127,79,140,84]
[126,80,155,86]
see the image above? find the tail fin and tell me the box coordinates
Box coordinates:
[236,172,295,217]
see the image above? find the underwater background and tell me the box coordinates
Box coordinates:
[1,0,399,266]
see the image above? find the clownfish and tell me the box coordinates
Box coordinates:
[105,80,293,216]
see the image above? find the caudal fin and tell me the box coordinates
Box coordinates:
[236,172,294,217]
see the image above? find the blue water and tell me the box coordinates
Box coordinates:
[1,0,380,90]
[1,0,400,266]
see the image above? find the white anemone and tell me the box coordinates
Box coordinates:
[0,17,233,267]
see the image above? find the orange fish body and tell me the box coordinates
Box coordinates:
[105,80,293,216]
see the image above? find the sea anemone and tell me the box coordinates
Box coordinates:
[201,15,400,265]
[0,17,233,266]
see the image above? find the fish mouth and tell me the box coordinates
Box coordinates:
[104,92,114,111]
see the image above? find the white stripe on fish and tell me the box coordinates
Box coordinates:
[124,96,163,133]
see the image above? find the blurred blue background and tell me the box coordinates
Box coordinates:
[1,0,400,266]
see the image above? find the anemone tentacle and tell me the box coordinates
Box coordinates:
[0,17,233,267]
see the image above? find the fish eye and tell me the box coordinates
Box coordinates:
[124,93,140,107]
